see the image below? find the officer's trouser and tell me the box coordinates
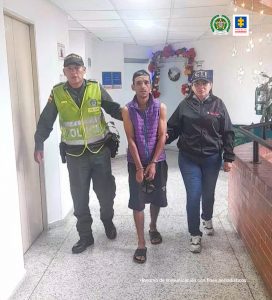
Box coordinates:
[66,146,116,239]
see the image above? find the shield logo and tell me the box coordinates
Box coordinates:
[210,15,231,35]
[89,99,97,107]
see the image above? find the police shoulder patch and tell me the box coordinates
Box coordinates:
[48,90,54,103]
[87,79,98,84]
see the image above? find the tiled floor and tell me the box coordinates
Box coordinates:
[11,150,270,300]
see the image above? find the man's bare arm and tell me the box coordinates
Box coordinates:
[122,107,144,183]
[144,103,167,180]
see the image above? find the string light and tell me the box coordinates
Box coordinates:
[266,33,272,43]
[232,47,237,56]
[237,66,245,84]
[233,0,238,12]
[260,0,264,15]
[231,35,237,57]
[251,0,254,12]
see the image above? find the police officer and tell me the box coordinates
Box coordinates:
[34,53,122,254]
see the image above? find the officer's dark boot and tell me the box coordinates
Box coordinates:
[72,233,94,254]
[102,219,117,240]
[72,215,94,254]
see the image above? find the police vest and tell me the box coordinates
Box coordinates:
[53,81,108,148]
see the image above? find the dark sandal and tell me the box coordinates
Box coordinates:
[133,247,147,264]
[149,230,162,245]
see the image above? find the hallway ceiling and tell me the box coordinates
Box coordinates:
[50,0,272,46]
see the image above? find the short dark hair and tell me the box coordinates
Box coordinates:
[132,69,150,84]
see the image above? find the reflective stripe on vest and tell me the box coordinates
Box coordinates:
[53,82,108,146]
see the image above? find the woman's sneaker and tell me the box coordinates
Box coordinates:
[189,235,202,253]
[202,219,214,236]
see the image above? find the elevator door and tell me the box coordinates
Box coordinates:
[4,15,44,253]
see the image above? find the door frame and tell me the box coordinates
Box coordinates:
[4,11,48,232]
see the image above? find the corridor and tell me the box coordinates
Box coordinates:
[11,150,270,300]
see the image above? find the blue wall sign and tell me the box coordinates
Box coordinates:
[102,72,122,89]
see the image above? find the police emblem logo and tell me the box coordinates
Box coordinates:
[89,99,97,107]
[210,15,231,35]
[233,15,249,36]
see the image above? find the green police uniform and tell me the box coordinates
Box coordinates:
[35,79,122,239]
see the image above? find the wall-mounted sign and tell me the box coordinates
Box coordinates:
[57,43,65,60]
[102,72,122,89]
[88,58,91,67]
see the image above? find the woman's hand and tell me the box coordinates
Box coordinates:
[223,162,232,172]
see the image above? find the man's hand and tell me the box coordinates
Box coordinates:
[223,162,232,172]
[34,150,44,164]
[136,168,144,183]
[144,163,156,181]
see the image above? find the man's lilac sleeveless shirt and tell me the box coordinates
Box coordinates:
[127,94,166,165]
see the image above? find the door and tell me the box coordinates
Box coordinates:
[4,15,44,252]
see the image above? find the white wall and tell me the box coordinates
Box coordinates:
[124,44,152,59]
[0,2,25,299]
[88,40,126,154]
[69,30,95,79]
[85,32,95,79]
[153,31,272,125]
[68,30,85,59]
[3,0,72,224]
[0,0,72,297]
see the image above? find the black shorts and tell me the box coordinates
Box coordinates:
[128,161,168,211]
